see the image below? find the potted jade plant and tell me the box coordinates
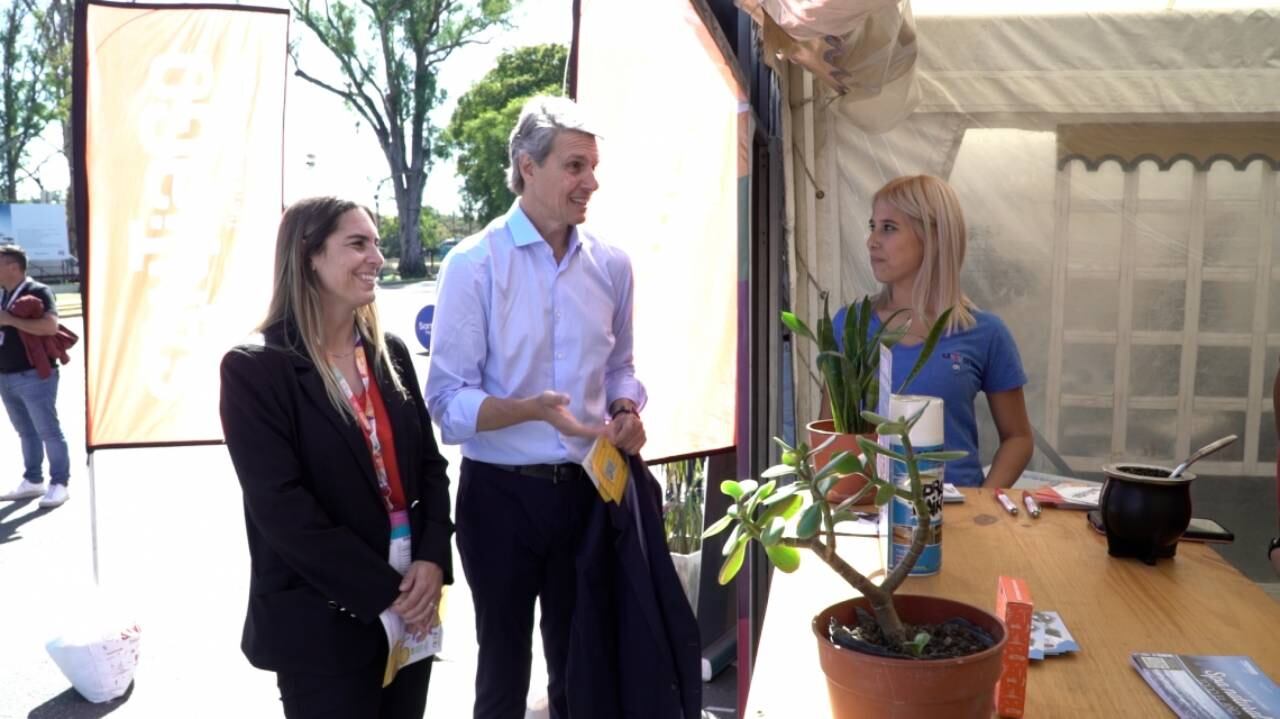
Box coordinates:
[662,457,706,613]
[782,293,948,503]
[704,406,1007,718]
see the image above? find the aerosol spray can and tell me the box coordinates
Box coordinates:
[880,394,946,576]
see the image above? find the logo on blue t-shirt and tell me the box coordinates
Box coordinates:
[941,351,970,372]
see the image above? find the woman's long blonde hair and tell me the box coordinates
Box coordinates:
[872,175,976,334]
[259,197,405,421]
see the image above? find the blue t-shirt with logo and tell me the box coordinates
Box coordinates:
[832,304,1027,486]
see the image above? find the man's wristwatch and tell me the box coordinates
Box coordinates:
[609,405,638,421]
[1269,536,1280,560]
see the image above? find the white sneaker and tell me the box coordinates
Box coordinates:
[38,484,69,508]
[1,480,46,501]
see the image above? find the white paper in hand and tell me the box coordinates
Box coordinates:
[380,612,442,687]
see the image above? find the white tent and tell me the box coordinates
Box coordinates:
[779,2,1280,475]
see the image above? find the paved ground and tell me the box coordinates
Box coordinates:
[1,281,727,719]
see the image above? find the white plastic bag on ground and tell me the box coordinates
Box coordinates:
[45,613,141,703]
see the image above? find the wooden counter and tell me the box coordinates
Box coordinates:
[744,488,1280,717]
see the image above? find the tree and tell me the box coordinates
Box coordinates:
[441,43,567,225]
[291,0,513,278]
[0,2,52,201]
[26,0,75,251]
[377,204,449,259]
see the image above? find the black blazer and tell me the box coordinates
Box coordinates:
[567,455,702,718]
[219,323,453,674]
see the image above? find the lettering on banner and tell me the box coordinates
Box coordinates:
[126,52,224,401]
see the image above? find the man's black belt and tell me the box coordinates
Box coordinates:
[481,461,586,483]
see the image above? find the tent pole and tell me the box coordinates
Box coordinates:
[88,449,99,585]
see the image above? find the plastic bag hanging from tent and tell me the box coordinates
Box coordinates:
[737,0,920,132]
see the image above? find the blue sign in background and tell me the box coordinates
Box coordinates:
[415,304,435,352]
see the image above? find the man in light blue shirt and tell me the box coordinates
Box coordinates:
[425,96,647,719]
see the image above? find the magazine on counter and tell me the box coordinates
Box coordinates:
[1132,653,1280,719]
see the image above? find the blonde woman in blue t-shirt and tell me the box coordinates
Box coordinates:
[833,175,1033,488]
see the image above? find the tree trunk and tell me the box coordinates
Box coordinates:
[2,164,14,203]
[62,119,76,260]
[398,198,426,279]
[1,5,23,202]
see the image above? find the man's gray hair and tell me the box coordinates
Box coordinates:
[507,96,599,196]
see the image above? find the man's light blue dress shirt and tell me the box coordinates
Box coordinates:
[425,202,646,465]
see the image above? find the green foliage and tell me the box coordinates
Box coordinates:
[905,631,931,657]
[702,406,966,649]
[440,43,568,225]
[662,458,706,555]
[784,291,953,434]
[378,206,449,256]
[0,2,55,201]
[291,0,513,277]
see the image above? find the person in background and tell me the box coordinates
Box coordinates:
[833,174,1033,488]
[220,197,452,718]
[425,95,646,718]
[0,244,71,508]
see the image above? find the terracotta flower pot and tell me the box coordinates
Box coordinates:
[807,419,873,505]
[812,594,1007,719]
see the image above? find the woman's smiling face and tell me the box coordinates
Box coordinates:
[312,207,383,313]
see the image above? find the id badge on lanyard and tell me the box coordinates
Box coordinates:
[380,509,441,686]
[388,509,412,574]
[0,280,31,348]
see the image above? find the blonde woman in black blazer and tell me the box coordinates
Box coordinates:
[220,197,453,718]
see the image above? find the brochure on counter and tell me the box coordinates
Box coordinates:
[1029,610,1079,660]
[1132,653,1280,719]
[1030,482,1101,510]
[943,482,964,503]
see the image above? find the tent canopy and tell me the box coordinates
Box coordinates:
[781,3,1280,476]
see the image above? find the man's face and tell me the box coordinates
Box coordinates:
[521,130,600,231]
[0,258,21,287]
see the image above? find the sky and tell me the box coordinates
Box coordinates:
[21,0,574,218]
[284,0,574,215]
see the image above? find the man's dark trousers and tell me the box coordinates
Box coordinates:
[456,458,597,719]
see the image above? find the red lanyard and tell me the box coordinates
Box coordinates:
[331,340,394,513]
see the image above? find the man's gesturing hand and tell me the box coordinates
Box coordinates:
[532,391,602,439]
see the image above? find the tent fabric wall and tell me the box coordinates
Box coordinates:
[575,0,747,462]
[784,7,1280,476]
[79,1,288,448]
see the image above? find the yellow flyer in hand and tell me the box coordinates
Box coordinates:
[584,436,630,504]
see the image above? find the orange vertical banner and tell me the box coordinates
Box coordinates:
[78,1,288,448]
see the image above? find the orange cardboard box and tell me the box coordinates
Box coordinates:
[995,576,1033,718]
